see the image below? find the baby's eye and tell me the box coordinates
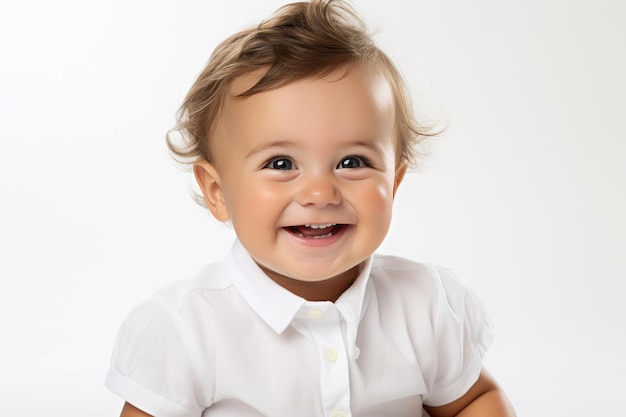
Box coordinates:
[337,156,369,169]
[264,157,295,170]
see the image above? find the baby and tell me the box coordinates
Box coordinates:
[106,1,516,416]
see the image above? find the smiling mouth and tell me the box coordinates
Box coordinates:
[286,224,345,239]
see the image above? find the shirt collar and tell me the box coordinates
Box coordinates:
[226,239,373,358]
[226,240,306,334]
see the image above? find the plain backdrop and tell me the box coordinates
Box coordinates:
[1,0,624,415]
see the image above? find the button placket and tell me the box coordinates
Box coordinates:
[308,309,351,417]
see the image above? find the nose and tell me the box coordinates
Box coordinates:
[295,172,342,207]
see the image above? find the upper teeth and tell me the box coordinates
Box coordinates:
[305,223,335,229]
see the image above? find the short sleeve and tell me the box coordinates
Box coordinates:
[105,296,212,417]
[422,267,495,407]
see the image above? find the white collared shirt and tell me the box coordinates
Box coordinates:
[106,240,494,417]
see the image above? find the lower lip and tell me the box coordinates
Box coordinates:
[283,225,349,247]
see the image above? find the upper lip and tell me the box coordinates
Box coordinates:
[303,223,336,229]
[282,223,346,228]
[280,216,354,228]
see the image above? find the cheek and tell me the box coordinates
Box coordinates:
[352,179,395,218]
[223,179,287,223]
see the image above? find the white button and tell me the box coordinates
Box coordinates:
[331,410,346,417]
[307,308,323,319]
[324,348,339,362]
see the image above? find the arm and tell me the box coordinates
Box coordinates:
[423,368,516,417]
[119,402,154,417]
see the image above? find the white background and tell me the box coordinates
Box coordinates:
[1,0,624,415]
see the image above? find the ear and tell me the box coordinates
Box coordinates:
[393,164,407,198]
[193,160,230,222]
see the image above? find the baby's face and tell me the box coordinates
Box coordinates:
[197,66,404,283]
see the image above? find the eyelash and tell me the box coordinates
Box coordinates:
[262,156,296,170]
[261,154,373,170]
[337,155,372,169]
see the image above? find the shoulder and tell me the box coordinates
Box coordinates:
[369,254,482,311]
[148,260,236,309]
[112,259,239,372]
[118,259,243,336]
[371,253,462,289]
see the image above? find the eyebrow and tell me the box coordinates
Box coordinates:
[245,139,385,159]
[345,140,384,153]
[245,140,296,158]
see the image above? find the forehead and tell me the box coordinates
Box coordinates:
[217,66,395,144]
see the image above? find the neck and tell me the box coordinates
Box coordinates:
[260,265,361,302]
